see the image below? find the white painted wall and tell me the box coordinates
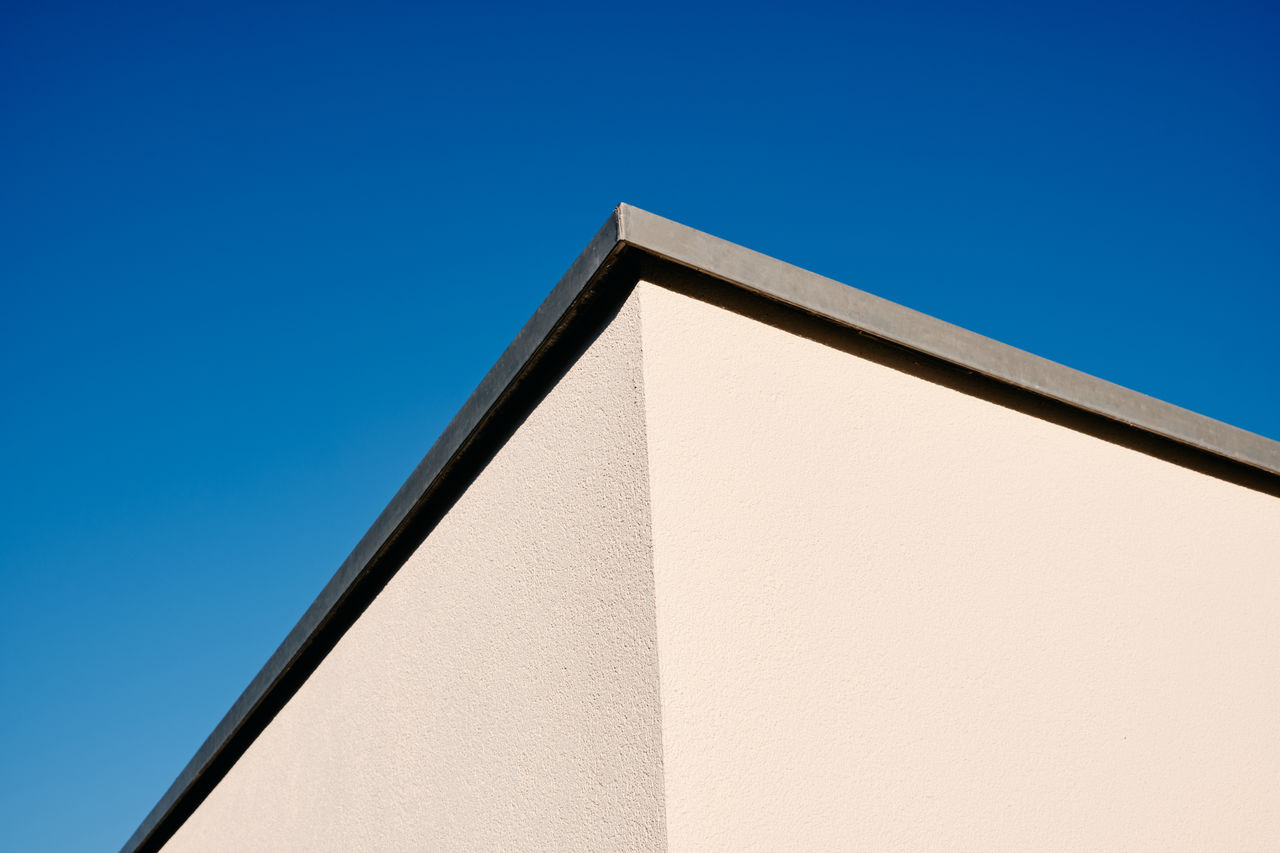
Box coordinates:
[638,281,1280,851]
[160,278,1280,851]
[164,291,664,852]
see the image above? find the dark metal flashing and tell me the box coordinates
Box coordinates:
[121,211,630,853]
[122,204,1280,852]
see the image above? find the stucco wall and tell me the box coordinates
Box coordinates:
[163,291,665,851]
[637,280,1280,851]
[159,277,1280,851]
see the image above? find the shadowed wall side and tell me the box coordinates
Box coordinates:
[162,290,665,852]
[638,280,1280,851]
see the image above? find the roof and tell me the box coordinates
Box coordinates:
[122,203,1280,853]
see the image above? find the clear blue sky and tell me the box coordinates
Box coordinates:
[1,0,1276,849]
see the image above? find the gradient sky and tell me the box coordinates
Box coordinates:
[2,0,1277,849]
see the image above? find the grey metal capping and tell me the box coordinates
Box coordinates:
[617,203,1280,476]
[122,203,1280,853]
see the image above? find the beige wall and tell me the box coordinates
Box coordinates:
[163,278,1280,851]
[164,291,665,852]
[638,281,1280,851]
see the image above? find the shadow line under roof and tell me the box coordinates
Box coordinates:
[121,203,1280,853]
[618,204,1279,476]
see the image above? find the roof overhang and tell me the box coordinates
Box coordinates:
[122,204,1280,853]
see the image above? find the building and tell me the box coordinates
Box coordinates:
[123,205,1280,851]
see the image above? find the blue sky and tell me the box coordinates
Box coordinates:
[1,0,1276,849]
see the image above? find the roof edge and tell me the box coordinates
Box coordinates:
[122,202,1280,852]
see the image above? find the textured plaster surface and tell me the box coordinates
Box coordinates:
[637,281,1280,851]
[158,278,1280,852]
[163,292,665,852]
